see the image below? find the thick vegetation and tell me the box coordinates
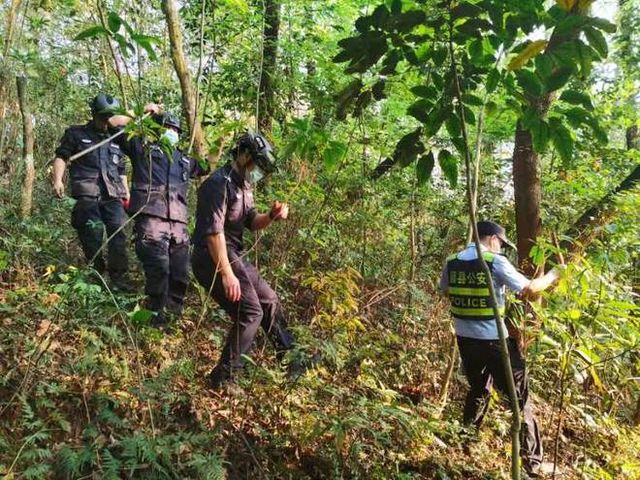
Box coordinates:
[0,0,639,478]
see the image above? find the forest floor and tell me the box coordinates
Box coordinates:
[1,187,639,479]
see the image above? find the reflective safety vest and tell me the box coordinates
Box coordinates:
[446,251,504,321]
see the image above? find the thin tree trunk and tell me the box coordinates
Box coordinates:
[96,2,128,109]
[0,0,25,167]
[258,0,280,134]
[3,0,23,57]
[16,76,34,219]
[161,0,207,159]
[448,9,521,477]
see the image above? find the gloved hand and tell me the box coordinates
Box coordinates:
[122,198,130,210]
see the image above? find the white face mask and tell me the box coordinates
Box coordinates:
[161,128,179,147]
[245,166,265,184]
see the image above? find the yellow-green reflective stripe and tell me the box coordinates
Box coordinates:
[448,287,490,296]
[451,306,505,317]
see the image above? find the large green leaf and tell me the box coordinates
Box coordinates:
[485,68,500,94]
[587,16,616,34]
[416,151,435,185]
[559,90,594,110]
[323,141,347,172]
[584,26,608,58]
[407,99,432,123]
[438,149,458,187]
[549,117,574,165]
[545,66,574,92]
[530,118,550,153]
[515,69,544,96]
[74,25,109,41]
[393,128,425,167]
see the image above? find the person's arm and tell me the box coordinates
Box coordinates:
[109,103,163,128]
[205,233,241,302]
[493,255,562,298]
[52,157,66,198]
[249,201,289,231]
[521,267,562,298]
[52,128,77,198]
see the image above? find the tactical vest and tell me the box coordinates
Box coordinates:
[68,124,127,199]
[446,251,504,321]
[129,144,193,223]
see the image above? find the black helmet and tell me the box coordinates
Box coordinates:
[154,112,182,133]
[235,130,277,174]
[90,94,119,117]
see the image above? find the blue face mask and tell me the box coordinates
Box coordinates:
[161,128,179,147]
[245,166,265,184]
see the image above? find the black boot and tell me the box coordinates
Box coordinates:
[206,364,233,390]
[287,352,321,381]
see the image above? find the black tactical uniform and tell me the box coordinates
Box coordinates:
[191,161,295,380]
[55,121,129,281]
[116,120,206,322]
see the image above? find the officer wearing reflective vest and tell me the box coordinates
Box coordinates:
[439,221,562,478]
[191,131,312,389]
[111,107,207,328]
[51,94,131,291]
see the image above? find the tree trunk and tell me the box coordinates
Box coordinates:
[161,0,207,159]
[258,0,280,134]
[512,125,543,275]
[16,76,34,219]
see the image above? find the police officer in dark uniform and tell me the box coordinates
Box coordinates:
[111,109,207,328]
[191,131,304,388]
[52,94,130,290]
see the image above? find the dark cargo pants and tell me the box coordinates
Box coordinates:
[135,216,190,316]
[192,248,295,369]
[457,335,543,470]
[71,197,128,280]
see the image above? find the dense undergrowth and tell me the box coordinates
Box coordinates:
[1,175,639,479]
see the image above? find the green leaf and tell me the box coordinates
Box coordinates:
[323,141,346,172]
[545,66,573,92]
[410,85,436,98]
[107,11,122,33]
[73,25,109,41]
[445,113,461,137]
[407,99,431,123]
[416,151,435,185]
[486,68,500,94]
[549,117,574,165]
[584,26,608,58]
[575,40,595,77]
[391,10,426,33]
[555,15,586,35]
[587,16,616,34]
[515,69,543,96]
[438,149,458,187]
[462,93,483,106]
[530,118,550,153]
[559,89,593,110]
[372,78,386,100]
[393,128,425,167]
[563,106,592,128]
[130,308,154,326]
[534,54,554,79]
